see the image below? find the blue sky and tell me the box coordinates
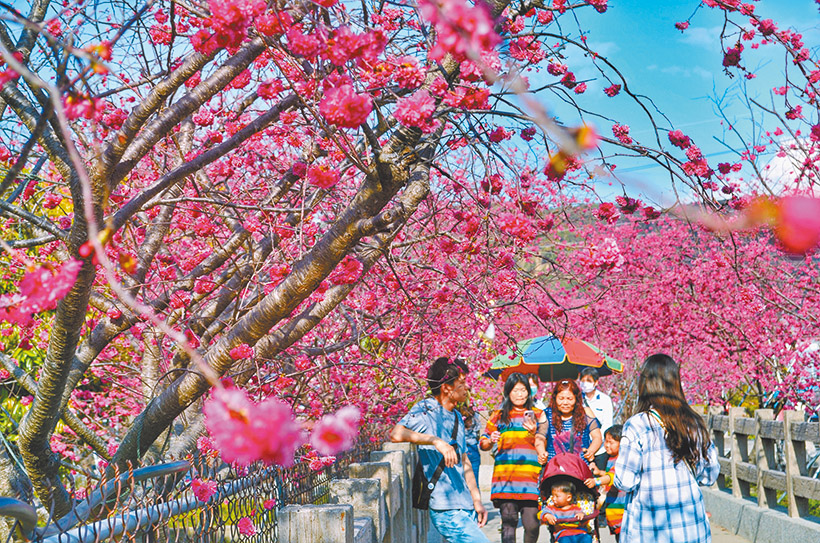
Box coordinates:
[531,0,820,204]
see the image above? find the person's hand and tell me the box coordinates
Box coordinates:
[537,451,549,465]
[433,438,458,467]
[543,513,557,525]
[490,430,501,443]
[474,501,488,527]
[574,512,584,520]
[584,477,596,488]
[582,447,595,462]
[589,463,603,476]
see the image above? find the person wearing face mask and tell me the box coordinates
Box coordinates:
[578,368,614,472]
[528,374,547,410]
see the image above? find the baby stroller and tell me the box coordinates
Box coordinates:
[539,453,600,543]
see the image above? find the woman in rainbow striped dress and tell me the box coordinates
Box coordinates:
[480,373,546,543]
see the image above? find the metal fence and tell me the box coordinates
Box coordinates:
[0,442,376,543]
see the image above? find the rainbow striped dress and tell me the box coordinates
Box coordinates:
[483,407,543,501]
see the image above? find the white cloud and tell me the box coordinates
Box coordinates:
[679,26,723,50]
[736,137,820,195]
[692,66,715,80]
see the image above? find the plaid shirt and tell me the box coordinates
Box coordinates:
[613,412,719,543]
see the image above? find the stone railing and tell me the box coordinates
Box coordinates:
[279,442,426,543]
[702,406,820,542]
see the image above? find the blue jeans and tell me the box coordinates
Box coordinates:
[429,509,490,543]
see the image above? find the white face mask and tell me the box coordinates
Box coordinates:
[579,381,595,394]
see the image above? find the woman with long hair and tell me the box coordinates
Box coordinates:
[614,354,719,543]
[534,379,603,465]
[480,373,545,543]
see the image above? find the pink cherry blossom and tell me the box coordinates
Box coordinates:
[203,388,305,466]
[394,56,425,89]
[395,89,439,133]
[307,164,341,189]
[723,45,743,67]
[328,255,363,285]
[191,478,218,501]
[197,436,215,454]
[418,0,500,62]
[668,129,691,148]
[319,85,373,129]
[593,202,620,224]
[255,11,292,37]
[237,517,256,536]
[286,25,324,60]
[497,213,536,241]
[0,259,83,325]
[375,328,400,342]
[208,0,265,49]
[229,343,254,360]
[310,405,361,455]
[611,123,632,144]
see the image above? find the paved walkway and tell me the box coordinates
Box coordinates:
[428,453,750,543]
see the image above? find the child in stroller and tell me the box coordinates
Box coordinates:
[537,453,599,543]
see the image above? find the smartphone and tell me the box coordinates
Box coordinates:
[524,410,535,423]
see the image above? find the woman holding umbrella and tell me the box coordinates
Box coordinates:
[535,379,602,465]
[480,373,545,543]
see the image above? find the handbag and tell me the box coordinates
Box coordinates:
[411,413,460,510]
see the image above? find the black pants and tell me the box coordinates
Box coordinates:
[493,499,540,543]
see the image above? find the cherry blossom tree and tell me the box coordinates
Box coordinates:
[0,0,818,520]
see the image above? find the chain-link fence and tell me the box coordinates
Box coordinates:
[0,441,376,543]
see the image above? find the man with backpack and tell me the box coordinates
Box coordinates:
[390,357,489,543]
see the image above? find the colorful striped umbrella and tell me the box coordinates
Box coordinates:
[486,335,624,382]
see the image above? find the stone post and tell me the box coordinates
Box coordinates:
[349,462,393,543]
[783,409,809,517]
[329,479,385,543]
[371,450,408,543]
[278,504,354,543]
[753,408,776,508]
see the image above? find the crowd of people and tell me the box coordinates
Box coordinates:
[390,354,720,543]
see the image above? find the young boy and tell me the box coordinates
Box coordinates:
[584,424,625,541]
[538,481,593,543]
